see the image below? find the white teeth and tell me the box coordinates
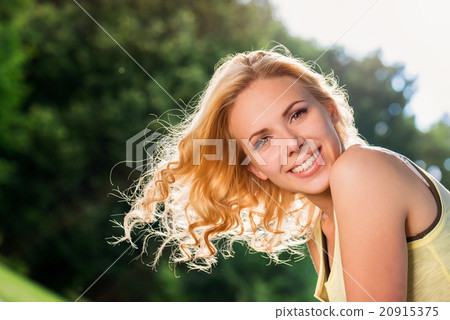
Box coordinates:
[291,150,320,173]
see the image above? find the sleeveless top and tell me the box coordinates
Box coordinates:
[312,150,450,302]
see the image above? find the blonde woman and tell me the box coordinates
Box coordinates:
[117,47,450,302]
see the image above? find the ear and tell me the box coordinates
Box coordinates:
[327,103,340,125]
[246,163,268,180]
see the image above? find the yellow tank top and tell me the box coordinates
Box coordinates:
[312,153,450,302]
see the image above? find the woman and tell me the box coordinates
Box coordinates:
[116,47,449,301]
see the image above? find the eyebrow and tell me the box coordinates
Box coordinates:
[248,100,305,141]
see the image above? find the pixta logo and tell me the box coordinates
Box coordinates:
[126,129,163,172]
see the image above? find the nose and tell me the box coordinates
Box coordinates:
[279,129,304,157]
[269,128,305,165]
[286,137,304,157]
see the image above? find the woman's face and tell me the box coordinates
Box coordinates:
[228,76,342,195]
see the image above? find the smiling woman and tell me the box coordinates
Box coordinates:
[228,76,342,195]
[115,46,450,302]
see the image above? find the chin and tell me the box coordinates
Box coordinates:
[308,184,330,195]
[297,178,331,195]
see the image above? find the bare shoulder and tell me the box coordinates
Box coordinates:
[330,144,410,220]
[330,145,402,182]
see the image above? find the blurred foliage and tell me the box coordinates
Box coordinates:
[0,0,448,301]
[0,261,65,301]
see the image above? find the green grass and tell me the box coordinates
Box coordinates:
[0,262,66,301]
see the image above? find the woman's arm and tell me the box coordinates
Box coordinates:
[330,146,410,301]
[307,238,321,274]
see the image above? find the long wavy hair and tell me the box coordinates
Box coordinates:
[114,46,366,270]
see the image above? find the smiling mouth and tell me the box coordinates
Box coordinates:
[290,147,321,173]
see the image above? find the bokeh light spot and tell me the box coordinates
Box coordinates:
[427,165,442,181]
[375,121,389,136]
[389,103,402,116]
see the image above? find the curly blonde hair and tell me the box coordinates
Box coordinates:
[114,46,366,270]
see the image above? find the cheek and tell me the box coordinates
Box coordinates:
[327,124,340,141]
[327,126,343,156]
[246,150,281,178]
[260,148,282,169]
[322,116,340,141]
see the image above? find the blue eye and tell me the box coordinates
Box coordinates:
[254,136,269,150]
[290,108,307,122]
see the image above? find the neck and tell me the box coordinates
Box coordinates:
[307,141,347,217]
[305,187,334,218]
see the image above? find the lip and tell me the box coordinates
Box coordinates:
[287,147,323,178]
[287,146,322,172]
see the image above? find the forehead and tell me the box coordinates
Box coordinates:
[228,76,313,138]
